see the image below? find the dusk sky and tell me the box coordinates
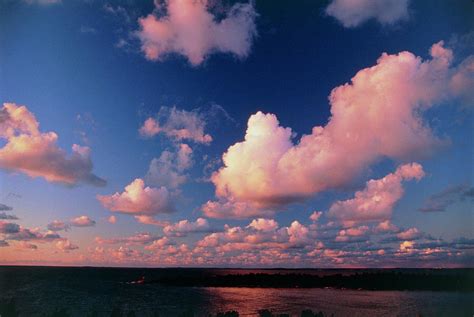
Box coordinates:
[0,0,473,267]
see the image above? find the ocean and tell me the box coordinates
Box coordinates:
[0,266,473,316]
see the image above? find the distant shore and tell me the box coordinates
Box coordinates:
[147,270,474,291]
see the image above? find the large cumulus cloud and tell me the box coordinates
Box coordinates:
[0,103,105,186]
[205,41,473,218]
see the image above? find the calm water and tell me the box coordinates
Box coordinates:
[1,267,473,316]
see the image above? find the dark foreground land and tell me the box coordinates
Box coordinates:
[149,269,474,291]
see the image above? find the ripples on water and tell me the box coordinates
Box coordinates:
[0,267,473,316]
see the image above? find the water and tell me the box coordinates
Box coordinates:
[0,267,473,316]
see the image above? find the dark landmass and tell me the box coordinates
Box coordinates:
[148,270,474,291]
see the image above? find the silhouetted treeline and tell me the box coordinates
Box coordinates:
[150,271,474,291]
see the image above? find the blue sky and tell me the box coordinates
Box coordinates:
[0,0,472,267]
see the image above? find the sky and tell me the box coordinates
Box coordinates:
[0,0,473,268]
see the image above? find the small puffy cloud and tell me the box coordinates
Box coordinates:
[97,178,175,216]
[309,211,323,222]
[418,183,474,212]
[136,0,257,66]
[202,199,273,219]
[17,241,38,250]
[0,212,18,220]
[144,236,174,250]
[397,228,421,240]
[0,103,105,186]
[108,215,117,224]
[146,143,193,189]
[208,42,472,218]
[140,106,212,144]
[47,220,70,232]
[163,218,211,237]
[247,218,279,232]
[56,239,79,252]
[399,240,415,252]
[325,0,410,28]
[327,163,424,226]
[375,220,399,233]
[70,216,96,227]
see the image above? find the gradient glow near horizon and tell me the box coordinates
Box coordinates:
[0,0,473,267]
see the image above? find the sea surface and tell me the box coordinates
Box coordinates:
[0,266,473,316]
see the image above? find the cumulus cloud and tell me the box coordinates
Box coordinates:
[97,178,175,216]
[310,211,323,222]
[70,216,96,227]
[56,239,79,252]
[0,221,20,234]
[146,143,193,188]
[327,163,424,226]
[325,0,410,28]
[47,220,70,232]
[108,215,117,224]
[135,0,257,65]
[247,218,279,232]
[418,183,474,212]
[207,41,472,218]
[397,227,421,240]
[140,106,212,144]
[0,212,18,220]
[47,216,96,232]
[163,218,211,237]
[0,204,13,211]
[0,103,105,186]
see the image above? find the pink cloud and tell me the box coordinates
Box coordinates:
[70,215,96,227]
[146,143,193,189]
[139,106,212,144]
[135,0,257,66]
[96,233,161,246]
[108,215,117,224]
[97,178,175,216]
[325,0,410,28]
[247,218,279,232]
[163,218,210,237]
[207,42,471,218]
[310,211,323,222]
[47,220,70,232]
[0,103,105,186]
[375,220,399,233]
[56,239,79,252]
[397,227,421,240]
[327,163,424,226]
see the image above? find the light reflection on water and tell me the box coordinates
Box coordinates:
[201,287,473,317]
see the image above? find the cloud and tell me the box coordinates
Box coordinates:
[56,239,79,252]
[163,218,211,237]
[47,216,96,232]
[0,204,13,211]
[139,106,212,144]
[418,183,474,212]
[97,178,175,216]
[207,41,472,218]
[327,163,424,226]
[146,143,193,188]
[70,215,96,227]
[79,26,97,34]
[375,220,399,233]
[96,233,162,246]
[47,220,70,232]
[135,0,257,66]
[0,240,8,247]
[310,211,323,222]
[108,215,117,224]
[0,103,106,186]
[397,227,421,240]
[0,212,18,220]
[23,0,61,5]
[0,221,20,234]
[247,218,279,232]
[325,0,410,28]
